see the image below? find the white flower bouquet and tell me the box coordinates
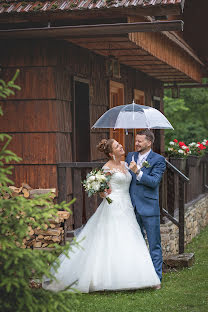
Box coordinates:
[82,168,112,204]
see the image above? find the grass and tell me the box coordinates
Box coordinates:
[72,226,208,312]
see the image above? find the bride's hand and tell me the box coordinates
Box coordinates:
[129,161,140,174]
[99,188,112,198]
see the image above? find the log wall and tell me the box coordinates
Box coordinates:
[0,39,163,209]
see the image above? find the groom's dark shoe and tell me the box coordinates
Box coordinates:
[153,284,161,290]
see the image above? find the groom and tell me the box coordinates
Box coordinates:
[126,129,166,287]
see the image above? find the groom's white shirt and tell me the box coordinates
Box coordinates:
[136,149,152,181]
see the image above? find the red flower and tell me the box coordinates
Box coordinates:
[199,144,206,150]
[186,148,190,152]
[179,141,185,147]
[206,140,208,146]
[173,139,178,143]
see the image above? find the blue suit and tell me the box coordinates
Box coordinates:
[126,150,166,281]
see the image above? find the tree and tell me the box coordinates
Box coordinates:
[164,87,208,147]
[0,71,78,312]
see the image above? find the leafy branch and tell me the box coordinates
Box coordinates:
[0,69,21,102]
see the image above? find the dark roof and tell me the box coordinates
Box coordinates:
[0,0,185,15]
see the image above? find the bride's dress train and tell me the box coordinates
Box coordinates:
[42,168,160,292]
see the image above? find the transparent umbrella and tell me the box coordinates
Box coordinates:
[92,101,173,130]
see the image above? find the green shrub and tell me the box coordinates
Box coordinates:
[0,71,79,311]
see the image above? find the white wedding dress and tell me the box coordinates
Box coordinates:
[42,167,160,292]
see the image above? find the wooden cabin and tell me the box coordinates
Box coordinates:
[0,0,207,233]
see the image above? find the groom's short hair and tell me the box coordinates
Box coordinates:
[136,129,155,143]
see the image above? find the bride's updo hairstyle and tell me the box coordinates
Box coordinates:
[97,138,115,159]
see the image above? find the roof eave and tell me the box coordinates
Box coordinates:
[0,3,184,23]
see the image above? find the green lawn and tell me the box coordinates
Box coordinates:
[72,226,208,312]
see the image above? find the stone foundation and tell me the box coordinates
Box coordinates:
[161,194,208,257]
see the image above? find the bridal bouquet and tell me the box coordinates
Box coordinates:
[82,168,112,204]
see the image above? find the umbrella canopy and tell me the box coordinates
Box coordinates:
[92,102,173,130]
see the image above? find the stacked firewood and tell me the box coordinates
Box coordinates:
[4,183,56,199]
[3,183,70,249]
[24,211,70,249]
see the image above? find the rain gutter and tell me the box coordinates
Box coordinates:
[0,20,184,39]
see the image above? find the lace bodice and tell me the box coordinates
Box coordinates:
[103,166,132,195]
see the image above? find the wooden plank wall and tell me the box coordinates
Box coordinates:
[0,40,73,195]
[0,39,163,218]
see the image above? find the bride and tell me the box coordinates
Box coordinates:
[42,138,160,292]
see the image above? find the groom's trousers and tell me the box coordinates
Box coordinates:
[135,209,163,281]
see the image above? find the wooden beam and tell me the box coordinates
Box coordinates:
[164,83,208,89]
[123,62,165,66]
[0,20,184,39]
[58,162,105,168]
[141,69,181,73]
[118,55,159,61]
[122,58,161,62]
[69,36,129,43]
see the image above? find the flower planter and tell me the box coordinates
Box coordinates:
[169,157,186,172]
[201,152,208,163]
[187,155,201,167]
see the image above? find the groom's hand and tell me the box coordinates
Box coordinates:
[129,161,140,175]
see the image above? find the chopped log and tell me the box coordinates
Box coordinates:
[9,186,22,193]
[21,183,32,190]
[43,235,52,241]
[34,228,63,236]
[37,234,44,240]
[28,226,34,236]
[22,188,30,198]
[49,223,56,229]
[51,236,62,243]
[11,191,19,197]
[29,188,56,199]
[58,211,70,219]
[42,243,48,248]
[33,241,42,248]
[48,217,60,224]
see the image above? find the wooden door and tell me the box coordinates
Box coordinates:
[133,89,145,148]
[109,81,125,147]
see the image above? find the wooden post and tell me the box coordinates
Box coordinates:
[179,178,185,254]
[85,194,97,221]
[167,168,175,216]
[57,166,67,203]
[73,168,83,229]
[84,169,98,221]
